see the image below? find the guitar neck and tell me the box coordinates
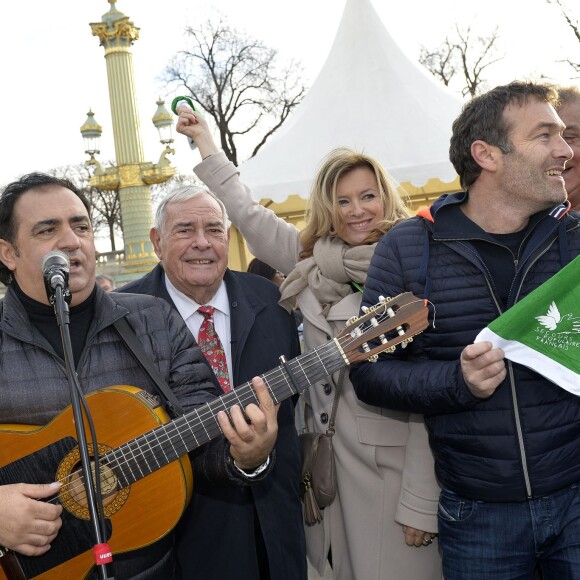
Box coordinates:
[105,339,346,487]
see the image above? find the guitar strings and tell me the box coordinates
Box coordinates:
[45,342,341,506]
[44,299,426,505]
[45,299,425,504]
[125,298,426,467]
[46,299,425,504]
[46,342,342,505]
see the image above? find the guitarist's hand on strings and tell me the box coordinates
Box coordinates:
[217,377,279,472]
[0,482,62,556]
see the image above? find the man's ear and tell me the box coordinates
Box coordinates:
[150,228,163,260]
[0,239,17,272]
[471,140,500,173]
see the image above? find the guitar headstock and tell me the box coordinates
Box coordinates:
[337,292,429,364]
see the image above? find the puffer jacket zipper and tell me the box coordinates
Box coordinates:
[436,219,579,499]
[507,220,580,497]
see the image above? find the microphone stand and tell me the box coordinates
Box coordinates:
[50,283,115,580]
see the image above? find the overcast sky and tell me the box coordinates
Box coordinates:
[1,0,578,189]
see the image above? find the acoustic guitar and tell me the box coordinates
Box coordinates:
[0,292,428,579]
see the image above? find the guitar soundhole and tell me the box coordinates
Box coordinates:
[56,443,130,520]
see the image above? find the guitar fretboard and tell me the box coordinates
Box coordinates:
[103,338,346,487]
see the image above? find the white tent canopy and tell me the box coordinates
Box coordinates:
[239,0,463,202]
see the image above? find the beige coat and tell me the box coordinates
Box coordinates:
[196,153,441,580]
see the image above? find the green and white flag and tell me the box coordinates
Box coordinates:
[476,256,580,396]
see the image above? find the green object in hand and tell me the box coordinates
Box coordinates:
[171,96,198,115]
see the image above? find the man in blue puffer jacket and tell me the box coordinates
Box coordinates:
[351,81,580,579]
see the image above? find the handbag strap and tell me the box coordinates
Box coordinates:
[327,367,346,433]
[114,317,184,417]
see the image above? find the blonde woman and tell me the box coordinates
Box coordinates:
[176,108,441,580]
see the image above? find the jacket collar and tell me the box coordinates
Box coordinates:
[0,283,127,345]
[130,266,269,383]
[414,194,575,299]
[419,192,572,241]
[120,263,174,307]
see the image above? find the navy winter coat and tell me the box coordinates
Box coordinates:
[350,193,580,502]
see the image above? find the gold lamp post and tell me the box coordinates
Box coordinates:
[81,0,176,281]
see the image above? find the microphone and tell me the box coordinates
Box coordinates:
[41,250,71,303]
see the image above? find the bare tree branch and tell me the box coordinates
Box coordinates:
[162,16,306,165]
[419,38,457,86]
[455,26,503,97]
[547,0,580,74]
[420,25,503,97]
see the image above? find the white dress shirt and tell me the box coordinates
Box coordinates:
[164,275,233,385]
[164,274,270,476]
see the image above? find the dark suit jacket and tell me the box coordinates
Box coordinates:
[119,264,306,580]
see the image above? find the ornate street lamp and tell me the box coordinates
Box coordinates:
[141,99,177,183]
[82,0,176,280]
[152,98,174,150]
[80,110,102,160]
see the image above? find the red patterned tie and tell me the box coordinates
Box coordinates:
[197,305,231,393]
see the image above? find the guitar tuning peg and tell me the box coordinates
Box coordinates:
[386,306,407,347]
[362,306,369,313]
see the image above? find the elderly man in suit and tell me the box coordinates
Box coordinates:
[556,85,580,211]
[118,185,306,580]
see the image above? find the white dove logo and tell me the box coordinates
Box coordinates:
[535,301,580,334]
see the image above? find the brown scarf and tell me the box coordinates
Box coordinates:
[279,235,376,314]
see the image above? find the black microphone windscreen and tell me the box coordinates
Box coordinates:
[41,251,70,274]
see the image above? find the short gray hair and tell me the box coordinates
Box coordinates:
[154,185,230,233]
[556,85,580,107]
[96,274,115,287]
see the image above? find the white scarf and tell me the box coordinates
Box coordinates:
[279,235,376,314]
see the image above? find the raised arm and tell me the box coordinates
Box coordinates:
[176,108,301,275]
